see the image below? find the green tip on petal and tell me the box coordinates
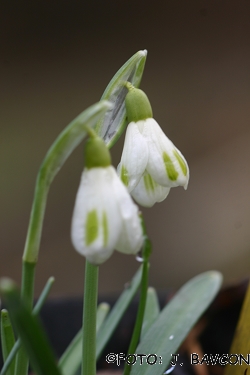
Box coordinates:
[125,83,153,123]
[121,164,129,186]
[85,210,98,245]
[144,173,156,192]
[84,136,111,169]
[162,152,179,181]
[173,150,188,176]
[102,212,108,247]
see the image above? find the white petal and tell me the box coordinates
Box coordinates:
[110,169,144,254]
[131,171,170,207]
[143,118,189,188]
[117,121,148,192]
[71,167,122,265]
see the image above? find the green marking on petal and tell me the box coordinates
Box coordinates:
[163,152,178,181]
[86,210,98,245]
[121,165,129,186]
[102,212,108,246]
[173,150,188,176]
[144,173,155,192]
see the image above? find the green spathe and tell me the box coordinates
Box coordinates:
[125,83,153,123]
[84,137,111,169]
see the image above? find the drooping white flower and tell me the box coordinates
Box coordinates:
[71,135,143,265]
[117,84,189,207]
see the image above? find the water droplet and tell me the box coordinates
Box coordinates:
[135,250,143,262]
[169,335,174,340]
[163,364,176,374]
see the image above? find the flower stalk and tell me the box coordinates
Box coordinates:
[82,261,99,375]
[123,216,152,375]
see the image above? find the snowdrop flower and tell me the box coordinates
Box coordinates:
[117,83,189,207]
[71,134,143,265]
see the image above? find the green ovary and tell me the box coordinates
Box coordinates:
[144,173,156,192]
[121,165,129,186]
[85,210,98,245]
[102,212,108,246]
[163,152,178,181]
[173,150,188,176]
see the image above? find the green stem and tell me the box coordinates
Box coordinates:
[82,261,99,375]
[123,217,152,375]
[20,261,36,309]
[14,261,36,375]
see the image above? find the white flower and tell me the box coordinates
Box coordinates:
[71,166,143,265]
[117,118,189,207]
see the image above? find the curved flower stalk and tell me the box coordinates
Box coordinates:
[71,133,143,265]
[118,83,189,207]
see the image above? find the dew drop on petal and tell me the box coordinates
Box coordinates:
[169,335,174,340]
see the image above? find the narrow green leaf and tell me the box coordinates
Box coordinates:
[0,341,19,375]
[0,277,55,375]
[1,310,16,375]
[23,100,112,263]
[131,271,222,375]
[141,287,160,339]
[0,278,61,375]
[58,268,142,375]
[96,303,110,332]
[33,277,55,315]
[96,266,142,360]
[95,50,147,148]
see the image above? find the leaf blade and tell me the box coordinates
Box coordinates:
[1,310,16,375]
[141,287,160,339]
[131,271,222,375]
[0,278,61,375]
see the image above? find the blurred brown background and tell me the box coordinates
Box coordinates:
[1,1,250,297]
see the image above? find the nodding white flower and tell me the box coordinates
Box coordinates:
[71,135,143,265]
[117,84,189,207]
